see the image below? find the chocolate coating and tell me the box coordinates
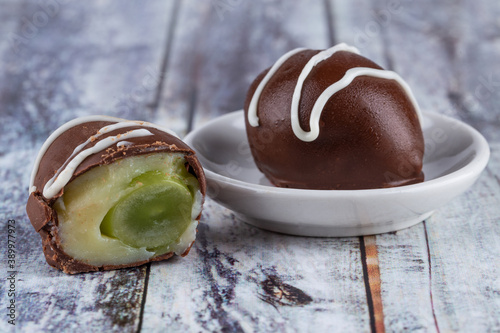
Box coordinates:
[26,118,206,274]
[244,49,424,190]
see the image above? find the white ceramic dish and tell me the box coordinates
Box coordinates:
[184,110,490,237]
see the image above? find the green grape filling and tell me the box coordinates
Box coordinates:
[54,153,202,267]
[100,171,194,250]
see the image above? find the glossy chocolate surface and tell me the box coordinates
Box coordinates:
[26,118,206,274]
[244,49,424,190]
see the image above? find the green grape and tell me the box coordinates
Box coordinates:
[100,171,193,250]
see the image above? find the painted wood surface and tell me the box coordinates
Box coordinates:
[332,1,500,332]
[143,202,368,332]
[0,0,499,332]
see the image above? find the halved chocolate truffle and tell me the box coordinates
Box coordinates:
[26,116,206,274]
[244,43,424,190]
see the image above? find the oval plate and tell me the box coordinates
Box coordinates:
[185,111,490,237]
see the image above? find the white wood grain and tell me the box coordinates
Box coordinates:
[158,0,330,135]
[375,225,438,333]
[371,2,500,330]
[451,0,500,142]
[0,0,178,152]
[142,200,370,332]
[425,142,500,332]
[334,0,458,119]
[332,1,500,332]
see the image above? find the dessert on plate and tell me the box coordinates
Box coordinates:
[26,116,205,274]
[244,43,424,190]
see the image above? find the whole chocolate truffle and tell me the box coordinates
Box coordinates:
[27,116,206,274]
[244,43,424,190]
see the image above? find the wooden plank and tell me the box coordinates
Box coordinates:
[332,0,500,138]
[358,0,500,141]
[424,142,500,332]
[373,1,500,331]
[332,0,500,332]
[0,0,180,153]
[450,0,500,142]
[375,225,438,333]
[0,1,175,331]
[330,0,388,66]
[158,0,330,135]
[145,0,372,330]
[361,236,385,333]
[142,200,369,332]
[333,0,459,119]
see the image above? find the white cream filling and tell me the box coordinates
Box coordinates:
[54,152,202,267]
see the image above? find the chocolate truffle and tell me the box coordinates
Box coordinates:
[244,43,424,190]
[26,116,206,274]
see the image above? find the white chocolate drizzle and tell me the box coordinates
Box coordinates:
[29,115,180,198]
[248,43,423,142]
[116,141,133,147]
[43,129,153,199]
[248,47,306,126]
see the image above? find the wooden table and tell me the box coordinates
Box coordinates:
[1,1,499,332]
